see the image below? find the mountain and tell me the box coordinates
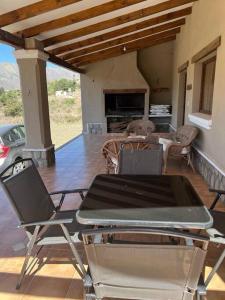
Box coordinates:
[0,63,19,90]
[0,62,79,90]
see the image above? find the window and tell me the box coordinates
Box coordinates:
[10,128,21,142]
[18,125,25,138]
[199,56,216,114]
[3,127,24,146]
[3,132,14,145]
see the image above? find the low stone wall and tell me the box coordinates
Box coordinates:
[193,148,225,200]
[23,146,55,167]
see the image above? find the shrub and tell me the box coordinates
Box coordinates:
[4,98,23,117]
[0,92,7,105]
[64,98,75,105]
[0,90,21,105]
[0,87,4,95]
[48,79,77,95]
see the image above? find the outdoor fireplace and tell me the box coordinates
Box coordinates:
[104,89,146,133]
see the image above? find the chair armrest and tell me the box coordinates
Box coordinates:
[49,188,88,210]
[49,188,88,196]
[209,188,225,209]
[165,142,185,156]
[123,130,129,137]
[19,217,73,228]
[156,132,175,140]
[209,188,225,195]
[81,227,209,242]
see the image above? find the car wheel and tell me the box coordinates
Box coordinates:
[12,160,26,174]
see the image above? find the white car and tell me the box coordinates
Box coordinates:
[0,124,26,174]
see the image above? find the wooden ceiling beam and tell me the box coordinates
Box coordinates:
[43,0,197,47]
[0,28,25,48]
[52,7,191,56]
[17,0,146,38]
[0,0,82,28]
[47,53,85,73]
[0,29,85,74]
[63,20,183,61]
[70,29,178,65]
[75,35,176,66]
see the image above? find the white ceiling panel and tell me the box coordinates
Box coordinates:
[1,0,192,39]
[0,0,195,62]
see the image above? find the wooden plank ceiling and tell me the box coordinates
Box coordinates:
[0,0,198,73]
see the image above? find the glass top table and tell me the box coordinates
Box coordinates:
[76,175,213,229]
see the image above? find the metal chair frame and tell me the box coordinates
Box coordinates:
[205,188,225,287]
[209,188,225,210]
[0,158,88,289]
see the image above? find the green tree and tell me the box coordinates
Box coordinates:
[4,98,23,117]
[0,87,4,95]
[48,79,77,95]
[0,89,23,117]
[0,90,18,105]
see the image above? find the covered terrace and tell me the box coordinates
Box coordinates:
[0,0,225,299]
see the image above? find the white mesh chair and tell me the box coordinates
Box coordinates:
[0,158,89,289]
[82,227,209,300]
[204,188,225,287]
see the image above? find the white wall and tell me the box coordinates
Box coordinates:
[80,52,150,133]
[171,0,225,172]
[138,41,174,105]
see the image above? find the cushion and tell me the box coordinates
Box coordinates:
[127,135,146,139]
[111,156,118,166]
[159,138,173,151]
[159,138,189,154]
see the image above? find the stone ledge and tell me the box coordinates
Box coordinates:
[193,148,225,201]
[188,113,212,129]
[23,146,55,167]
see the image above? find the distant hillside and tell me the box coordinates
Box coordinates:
[0,62,79,90]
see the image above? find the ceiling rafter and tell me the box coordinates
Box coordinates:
[0,29,85,74]
[70,28,178,65]
[0,0,82,28]
[75,35,176,66]
[63,19,183,61]
[43,0,197,47]
[52,7,191,56]
[0,28,25,48]
[16,0,146,38]
[0,0,198,70]
[47,54,86,73]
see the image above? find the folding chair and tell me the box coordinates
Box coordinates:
[82,227,209,300]
[0,158,88,289]
[118,141,163,175]
[205,188,225,287]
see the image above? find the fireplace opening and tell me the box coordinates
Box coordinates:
[105,93,145,116]
[104,91,146,133]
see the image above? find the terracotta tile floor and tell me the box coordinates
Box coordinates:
[0,134,225,300]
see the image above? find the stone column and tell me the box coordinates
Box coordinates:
[14,49,55,167]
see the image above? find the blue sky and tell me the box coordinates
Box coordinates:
[0,44,16,63]
[0,43,57,68]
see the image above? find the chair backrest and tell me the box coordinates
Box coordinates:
[126,119,156,136]
[0,159,55,232]
[84,229,208,300]
[101,137,126,161]
[175,125,199,146]
[119,142,163,175]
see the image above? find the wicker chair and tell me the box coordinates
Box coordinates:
[159,125,199,173]
[101,136,158,174]
[125,119,156,136]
